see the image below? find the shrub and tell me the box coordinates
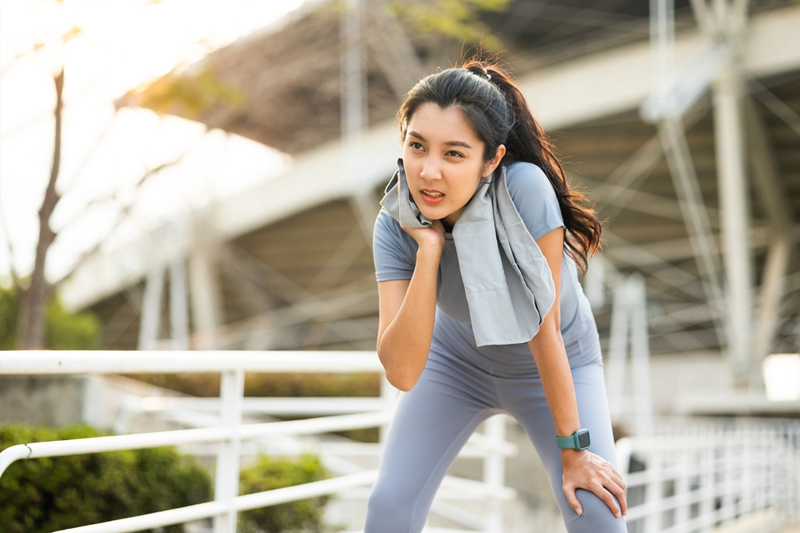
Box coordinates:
[0,285,101,350]
[120,372,382,443]
[239,453,336,533]
[0,425,211,533]
[123,372,380,399]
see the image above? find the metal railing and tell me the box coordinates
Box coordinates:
[0,350,517,533]
[617,418,800,533]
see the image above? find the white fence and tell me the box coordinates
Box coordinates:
[617,418,800,533]
[3,351,799,533]
[0,350,516,533]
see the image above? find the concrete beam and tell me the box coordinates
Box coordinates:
[59,5,800,312]
[714,64,754,389]
[747,98,795,380]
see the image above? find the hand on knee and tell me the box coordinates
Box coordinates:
[561,450,627,518]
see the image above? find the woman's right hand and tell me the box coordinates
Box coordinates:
[378,219,444,391]
[402,219,446,254]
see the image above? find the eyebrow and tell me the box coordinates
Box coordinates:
[408,131,473,149]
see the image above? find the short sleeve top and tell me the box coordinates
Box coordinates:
[372,160,595,347]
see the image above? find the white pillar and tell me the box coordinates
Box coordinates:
[713,64,754,388]
[746,99,793,391]
[630,277,654,435]
[138,262,164,350]
[169,253,189,351]
[606,277,654,435]
[606,281,630,425]
[189,239,223,350]
[341,0,366,143]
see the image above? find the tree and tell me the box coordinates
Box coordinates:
[3,10,235,350]
[14,65,65,349]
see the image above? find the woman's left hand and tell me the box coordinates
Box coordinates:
[561,449,627,518]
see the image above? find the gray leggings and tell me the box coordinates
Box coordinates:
[365,321,627,532]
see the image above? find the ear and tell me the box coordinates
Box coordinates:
[482,145,506,177]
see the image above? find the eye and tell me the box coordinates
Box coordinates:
[446,150,464,158]
[409,141,424,151]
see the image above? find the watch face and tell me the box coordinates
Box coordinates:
[578,430,591,448]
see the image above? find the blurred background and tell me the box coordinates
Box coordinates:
[1,0,799,532]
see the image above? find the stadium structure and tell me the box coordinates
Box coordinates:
[62,0,800,412]
[38,0,800,529]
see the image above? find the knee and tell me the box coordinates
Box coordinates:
[365,481,419,533]
[562,489,628,533]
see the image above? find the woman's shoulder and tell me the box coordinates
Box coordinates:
[502,160,564,240]
[504,160,551,191]
[503,160,558,204]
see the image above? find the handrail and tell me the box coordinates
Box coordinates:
[618,419,800,531]
[0,350,515,533]
[0,350,383,374]
[0,410,392,478]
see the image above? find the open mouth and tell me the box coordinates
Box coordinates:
[421,190,445,204]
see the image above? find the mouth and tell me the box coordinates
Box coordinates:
[420,189,445,204]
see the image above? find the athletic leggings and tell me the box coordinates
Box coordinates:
[365,313,628,532]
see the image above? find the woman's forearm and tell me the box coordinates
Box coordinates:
[377,247,441,390]
[527,325,581,438]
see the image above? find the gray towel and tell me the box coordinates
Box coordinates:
[380,158,556,347]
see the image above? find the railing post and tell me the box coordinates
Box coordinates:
[483,415,506,533]
[644,444,660,533]
[701,428,715,531]
[213,368,244,533]
[675,443,689,530]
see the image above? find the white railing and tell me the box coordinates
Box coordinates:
[0,350,517,533]
[616,418,800,533]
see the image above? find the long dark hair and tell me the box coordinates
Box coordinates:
[397,59,602,272]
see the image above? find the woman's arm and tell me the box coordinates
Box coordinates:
[376,221,445,391]
[528,227,627,519]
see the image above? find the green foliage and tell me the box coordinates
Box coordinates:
[125,372,380,400]
[45,295,102,350]
[122,372,381,443]
[0,425,211,533]
[0,285,101,350]
[390,0,512,50]
[141,66,245,119]
[0,285,17,350]
[239,453,335,533]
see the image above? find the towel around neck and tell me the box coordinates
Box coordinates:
[380,158,556,347]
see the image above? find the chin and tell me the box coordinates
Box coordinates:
[418,207,448,221]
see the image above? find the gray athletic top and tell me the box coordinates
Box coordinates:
[373,160,597,355]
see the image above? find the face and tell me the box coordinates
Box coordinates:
[402,103,505,226]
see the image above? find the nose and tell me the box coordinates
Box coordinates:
[419,155,442,182]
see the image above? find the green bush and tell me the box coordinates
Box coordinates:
[0,285,101,350]
[123,372,380,399]
[120,372,382,443]
[239,453,336,533]
[0,425,211,533]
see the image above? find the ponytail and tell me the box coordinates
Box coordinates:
[462,59,602,272]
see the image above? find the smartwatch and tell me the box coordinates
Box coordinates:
[556,429,591,451]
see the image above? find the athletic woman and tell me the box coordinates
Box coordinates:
[366,59,628,533]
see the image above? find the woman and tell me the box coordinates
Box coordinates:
[366,59,628,533]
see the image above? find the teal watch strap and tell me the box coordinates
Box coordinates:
[556,429,591,450]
